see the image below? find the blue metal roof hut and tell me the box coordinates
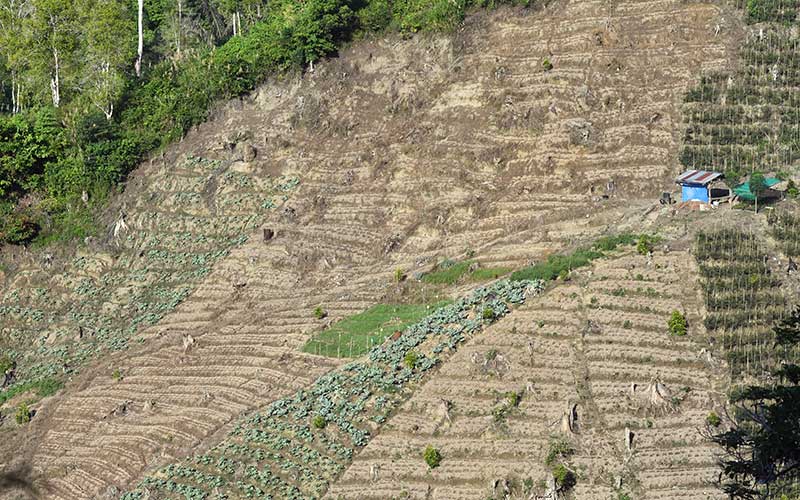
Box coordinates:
[676,170,724,203]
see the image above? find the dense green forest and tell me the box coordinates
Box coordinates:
[0,0,528,245]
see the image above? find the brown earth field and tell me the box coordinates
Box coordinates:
[0,0,748,498]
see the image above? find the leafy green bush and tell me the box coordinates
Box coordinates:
[112,368,123,381]
[357,0,393,32]
[15,402,31,425]
[551,463,575,489]
[312,415,327,429]
[707,411,721,427]
[668,310,688,336]
[542,58,553,71]
[0,355,13,374]
[404,351,419,369]
[506,391,520,407]
[314,306,327,320]
[0,206,38,244]
[482,307,495,320]
[423,444,442,468]
[637,235,653,255]
[545,438,573,467]
[393,0,468,32]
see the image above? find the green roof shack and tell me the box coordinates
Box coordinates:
[733,176,782,202]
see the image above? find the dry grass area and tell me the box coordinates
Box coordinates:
[326,249,724,500]
[0,0,737,498]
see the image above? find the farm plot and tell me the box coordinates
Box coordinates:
[695,228,792,378]
[681,0,800,180]
[120,279,545,500]
[0,155,299,400]
[327,249,722,500]
[0,0,734,495]
[768,209,800,257]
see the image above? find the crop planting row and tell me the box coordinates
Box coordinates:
[120,278,545,500]
[681,18,800,179]
[695,229,791,377]
[0,156,299,398]
[767,209,800,256]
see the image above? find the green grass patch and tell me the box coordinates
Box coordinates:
[510,233,655,282]
[0,377,63,406]
[469,266,512,281]
[302,302,450,358]
[422,260,512,285]
[421,260,474,285]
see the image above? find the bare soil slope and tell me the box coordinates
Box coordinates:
[0,0,736,498]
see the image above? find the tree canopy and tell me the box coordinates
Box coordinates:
[712,307,800,499]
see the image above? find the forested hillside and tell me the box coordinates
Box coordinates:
[0,0,527,245]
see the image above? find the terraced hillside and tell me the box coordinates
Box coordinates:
[327,248,724,500]
[0,0,737,498]
[681,0,800,181]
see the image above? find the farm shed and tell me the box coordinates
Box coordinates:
[676,170,728,203]
[733,176,782,201]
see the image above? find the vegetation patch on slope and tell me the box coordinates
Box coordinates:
[302,301,450,358]
[696,228,790,376]
[421,259,512,285]
[122,278,544,499]
[0,0,533,245]
[510,233,659,282]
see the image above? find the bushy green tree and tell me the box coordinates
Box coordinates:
[750,171,767,213]
[712,308,800,499]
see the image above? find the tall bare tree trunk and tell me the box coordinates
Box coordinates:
[11,71,19,114]
[177,0,182,55]
[50,46,60,107]
[135,0,143,77]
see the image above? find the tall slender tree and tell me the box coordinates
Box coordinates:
[0,0,33,113]
[135,0,143,76]
[79,0,135,119]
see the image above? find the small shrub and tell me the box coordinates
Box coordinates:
[623,320,632,329]
[617,493,632,500]
[423,445,442,469]
[787,179,798,198]
[545,438,574,466]
[551,463,576,489]
[611,287,626,297]
[312,415,327,429]
[314,306,327,320]
[404,351,419,369]
[558,269,570,281]
[706,411,721,427]
[522,477,534,495]
[0,209,39,244]
[542,58,553,71]
[506,391,521,407]
[485,349,498,361]
[394,268,406,282]
[668,310,688,336]
[15,403,31,425]
[112,368,123,381]
[0,355,13,374]
[637,235,653,255]
[482,307,495,320]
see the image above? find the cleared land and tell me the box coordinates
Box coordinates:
[0,0,735,497]
[325,249,724,500]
